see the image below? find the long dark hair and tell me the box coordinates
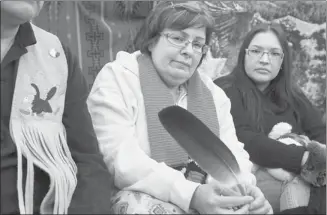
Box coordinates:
[216,23,304,132]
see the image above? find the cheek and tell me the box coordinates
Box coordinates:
[192,56,203,71]
[271,65,281,78]
[244,57,254,76]
[153,57,166,73]
[152,48,170,68]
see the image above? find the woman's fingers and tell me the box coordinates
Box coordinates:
[215,185,242,196]
[215,204,249,214]
[212,182,244,196]
[249,193,265,210]
[267,207,274,214]
[216,195,254,208]
[249,200,272,214]
[233,203,250,214]
[246,184,266,210]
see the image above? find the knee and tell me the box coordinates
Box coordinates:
[283,177,310,191]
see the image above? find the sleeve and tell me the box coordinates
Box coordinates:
[295,92,326,144]
[62,46,114,214]
[86,64,199,212]
[220,84,306,174]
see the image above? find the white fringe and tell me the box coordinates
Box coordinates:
[10,120,77,214]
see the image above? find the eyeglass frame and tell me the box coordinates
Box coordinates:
[245,48,284,62]
[160,33,209,55]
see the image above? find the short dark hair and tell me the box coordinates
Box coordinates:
[134,1,215,55]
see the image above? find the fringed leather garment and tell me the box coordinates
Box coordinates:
[9,23,77,214]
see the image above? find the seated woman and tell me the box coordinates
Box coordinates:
[87,1,272,214]
[214,22,326,214]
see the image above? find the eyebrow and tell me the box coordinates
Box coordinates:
[177,30,206,41]
[249,45,282,51]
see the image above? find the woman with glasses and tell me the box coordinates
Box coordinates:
[215,23,326,214]
[87,1,271,214]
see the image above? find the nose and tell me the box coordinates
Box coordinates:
[180,41,194,56]
[259,52,270,64]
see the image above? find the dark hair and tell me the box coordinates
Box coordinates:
[217,23,304,131]
[134,1,215,56]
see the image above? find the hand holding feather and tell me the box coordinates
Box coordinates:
[189,182,253,214]
[158,106,272,213]
[245,184,273,214]
[158,106,245,194]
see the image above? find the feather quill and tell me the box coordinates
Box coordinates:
[158,106,245,195]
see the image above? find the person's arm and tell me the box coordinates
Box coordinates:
[295,92,326,144]
[86,63,199,212]
[216,82,305,174]
[61,46,113,214]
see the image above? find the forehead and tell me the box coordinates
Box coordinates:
[249,31,282,49]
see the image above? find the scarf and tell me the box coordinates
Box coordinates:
[138,53,219,181]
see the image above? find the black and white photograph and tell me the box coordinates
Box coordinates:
[1,1,326,214]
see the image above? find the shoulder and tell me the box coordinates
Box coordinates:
[92,51,141,87]
[109,51,142,76]
[214,74,235,89]
[31,23,63,51]
[89,51,143,99]
[214,75,244,100]
[61,45,80,82]
[292,88,321,115]
[199,72,231,107]
[31,23,57,39]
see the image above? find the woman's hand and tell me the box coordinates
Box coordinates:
[245,184,273,214]
[190,182,254,214]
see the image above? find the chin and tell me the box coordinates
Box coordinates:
[2,1,42,25]
[253,76,272,85]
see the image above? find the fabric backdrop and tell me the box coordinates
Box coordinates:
[32,1,326,115]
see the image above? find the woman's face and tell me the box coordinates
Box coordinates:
[149,27,206,89]
[244,31,284,91]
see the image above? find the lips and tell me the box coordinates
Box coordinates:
[174,61,191,68]
[255,68,270,73]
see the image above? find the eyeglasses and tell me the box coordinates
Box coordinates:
[160,33,209,55]
[245,48,284,62]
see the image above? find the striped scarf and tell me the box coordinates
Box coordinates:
[138,53,219,183]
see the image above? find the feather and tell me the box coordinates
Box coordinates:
[158,106,245,194]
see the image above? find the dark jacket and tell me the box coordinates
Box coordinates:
[214,76,326,174]
[214,74,326,214]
